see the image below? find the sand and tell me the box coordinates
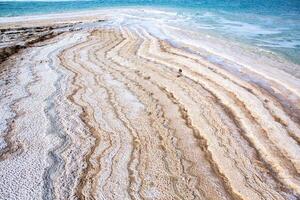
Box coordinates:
[0,9,299,200]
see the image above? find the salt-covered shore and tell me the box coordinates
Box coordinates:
[0,9,300,200]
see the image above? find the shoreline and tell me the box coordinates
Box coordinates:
[1,8,299,136]
[1,7,299,66]
[0,6,177,25]
[0,9,300,199]
[0,8,109,27]
[1,9,299,127]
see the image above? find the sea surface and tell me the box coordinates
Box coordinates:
[0,0,300,64]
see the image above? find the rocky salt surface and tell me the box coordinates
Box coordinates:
[0,10,300,200]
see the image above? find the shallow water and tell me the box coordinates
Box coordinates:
[0,0,299,63]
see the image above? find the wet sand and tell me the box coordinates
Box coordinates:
[0,10,299,200]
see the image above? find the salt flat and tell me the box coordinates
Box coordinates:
[0,9,299,200]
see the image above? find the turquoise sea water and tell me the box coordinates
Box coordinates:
[0,0,300,64]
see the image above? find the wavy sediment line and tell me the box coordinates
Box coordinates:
[60,27,299,199]
[93,30,202,199]
[59,39,103,200]
[89,34,192,199]
[42,34,81,200]
[130,27,300,196]
[0,46,45,161]
[157,39,300,132]
[91,29,233,200]
[98,27,298,198]
[158,38,300,147]
[102,27,270,199]
[0,15,299,200]
[60,36,135,199]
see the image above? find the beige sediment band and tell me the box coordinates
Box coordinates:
[0,18,299,200]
